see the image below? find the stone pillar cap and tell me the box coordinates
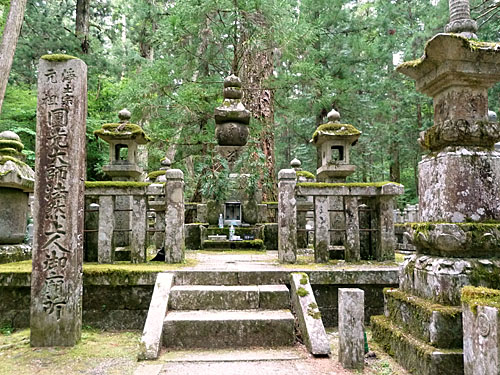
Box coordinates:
[165,169,184,180]
[278,169,297,180]
[118,108,131,122]
[290,158,301,168]
[0,130,21,141]
[489,110,497,122]
[327,109,340,123]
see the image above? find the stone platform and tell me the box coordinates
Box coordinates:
[0,251,398,330]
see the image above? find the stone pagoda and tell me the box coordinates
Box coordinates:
[207,74,262,226]
[311,109,361,183]
[0,131,34,263]
[372,1,500,374]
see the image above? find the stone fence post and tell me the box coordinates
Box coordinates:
[278,169,297,263]
[314,195,330,263]
[339,288,365,370]
[98,195,115,264]
[31,55,87,347]
[165,169,185,263]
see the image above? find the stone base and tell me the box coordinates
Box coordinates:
[400,254,500,305]
[419,148,500,222]
[371,315,463,375]
[0,244,31,264]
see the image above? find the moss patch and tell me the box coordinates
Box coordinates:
[41,54,78,62]
[462,286,500,313]
[296,170,315,179]
[297,287,309,297]
[94,123,150,142]
[297,181,401,189]
[262,201,278,205]
[0,140,23,151]
[311,123,361,143]
[147,170,166,180]
[85,181,151,189]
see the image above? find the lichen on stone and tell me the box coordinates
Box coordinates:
[296,170,315,179]
[311,123,361,143]
[147,170,166,180]
[297,287,309,297]
[94,123,151,142]
[461,286,500,314]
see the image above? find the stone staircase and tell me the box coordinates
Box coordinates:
[371,288,463,375]
[163,283,295,349]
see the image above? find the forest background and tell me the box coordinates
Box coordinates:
[0,0,499,205]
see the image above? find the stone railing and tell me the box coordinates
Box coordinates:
[83,169,185,263]
[277,169,404,264]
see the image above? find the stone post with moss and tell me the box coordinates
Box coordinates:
[344,196,360,262]
[165,169,185,263]
[314,195,329,263]
[0,131,35,263]
[98,195,115,263]
[371,7,500,374]
[278,169,297,263]
[462,286,500,375]
[31,55,87,347]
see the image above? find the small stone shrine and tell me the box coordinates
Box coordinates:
[31,55,87,347]
[0,131,34,263]
[372,1,500,374]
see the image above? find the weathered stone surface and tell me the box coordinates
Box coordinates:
[83,200,98,262]
[462,288,500,375]
[0,244,31,264]
[419,149,500,223]
[31,56,87,347]
[139,273,173,360]
[371,315,464,375]
[258,285,290,310]
[163,310,295,348]
[384,288,462,348]
[170,285,260,310]
[98,195,115,264]
[165,169,185,263]
[376,196,395,261]
[215,122,249,146]
[0,188,29,244]
[314,195,330,263]
[130,195,147,263]
[339,288,364,369]
[344,197,360,262]
[184,224,201,250]
[290,273,330,356]
[278,169,297,263]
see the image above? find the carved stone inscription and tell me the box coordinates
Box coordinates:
[31,57,87,347]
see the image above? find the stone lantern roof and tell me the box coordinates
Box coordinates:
[94,109,150,144]
[311,109,361,146]
[0,131,34,191]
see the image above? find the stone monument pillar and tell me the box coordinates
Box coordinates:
[278,169,297,263]
[372,5,500,373]
[0,131,35,263]
[31,55,87,347]
[165,169,185,263]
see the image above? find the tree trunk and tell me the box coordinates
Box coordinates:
[389,141,400,183]
[0,0,27,115]
[76,0,90,54]
[240,44,277,201]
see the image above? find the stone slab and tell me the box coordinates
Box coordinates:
[258,285,290,310]
[371,315,464,375]
[163,309,295,348]
[290,273,330,356]
[170,285,260,310]
[139,273,174,360]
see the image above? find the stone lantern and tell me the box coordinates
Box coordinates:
[311,109,361,183]
[0,131,35,262]
[94,109,149,181]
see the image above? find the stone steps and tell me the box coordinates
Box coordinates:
[169,284,290,310]
[163,282,295,350]
[384,288,462,349]
[371,315,463,375]
[163,309,295,349]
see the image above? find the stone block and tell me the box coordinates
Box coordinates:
[169,285,260,310]
[258,285,290,310]
[314,195,329,263]
[263,223,278,250]
[290,273,330,356]
[165,169,185,263]
[0,188,28,244]
[184,224,201,250]
[338,288,364,369]
[278,169,297,263]
[163,310,294,348]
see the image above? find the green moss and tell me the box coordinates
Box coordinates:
[297,181,401,189]
[469,265,500,291]
[384,288,461,317]
[296,170,315,179]
[85,181,151,189]
[94,123,150,142]
[147,170,166,179]
[311,123,361,143]
[0,140,23,151]
[185,202,199,206]
[0,155,28,167]
[41,54,78,62]
[307,302,321,319]
[462,286,500,314]
[297,287,309,297]
[262,201,278,205]
[397,57,423,70]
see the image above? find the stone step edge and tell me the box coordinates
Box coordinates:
[371,315,463,375]
[164,309,294,321]
[384,288,462,348]
[170,284,289,291]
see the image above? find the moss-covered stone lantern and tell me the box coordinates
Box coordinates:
[94,109,150,181]
[0,131,34,261]
[311,109,361,182]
